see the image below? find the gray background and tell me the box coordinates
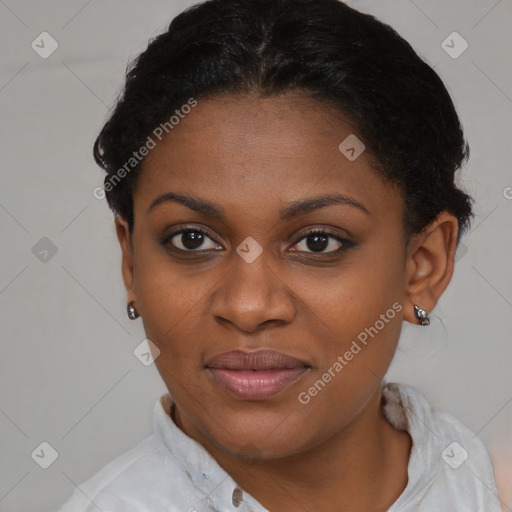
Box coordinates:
[0,0,510,510]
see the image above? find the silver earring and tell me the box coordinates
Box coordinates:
[127,301,139,320]
[414,305,430,326]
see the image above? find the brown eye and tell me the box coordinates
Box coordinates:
[167,229,221,252]
[291,230,351,254]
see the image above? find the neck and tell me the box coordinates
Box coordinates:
[173,385,411,512]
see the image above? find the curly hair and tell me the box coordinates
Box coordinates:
[93,0,473,240]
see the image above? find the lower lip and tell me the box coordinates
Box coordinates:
[207,367,309,400]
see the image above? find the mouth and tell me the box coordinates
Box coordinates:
[205,349,310,400]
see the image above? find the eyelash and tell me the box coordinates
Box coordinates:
[292,228,354,254]
[162,226,354,256]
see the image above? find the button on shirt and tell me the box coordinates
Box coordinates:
[57,382,502,511]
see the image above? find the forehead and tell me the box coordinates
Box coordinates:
[135,93,402,223]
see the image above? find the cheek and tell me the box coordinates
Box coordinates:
[293,283,404,442]
[294,238,406,394]
[132,244,211,361]
[300,242,406,341]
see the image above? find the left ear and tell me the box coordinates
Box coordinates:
[403,211,459,324]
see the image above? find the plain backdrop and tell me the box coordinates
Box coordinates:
[0,1,511,511]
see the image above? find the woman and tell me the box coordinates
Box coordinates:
[58,0,502,510]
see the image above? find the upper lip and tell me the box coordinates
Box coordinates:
[205,349,310,370]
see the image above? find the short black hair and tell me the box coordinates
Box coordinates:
[93,0,473,240]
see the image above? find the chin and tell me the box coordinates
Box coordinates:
[198,403,318,459]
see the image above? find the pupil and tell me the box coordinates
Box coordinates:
[307,234,328,252]
[182,230,204,250]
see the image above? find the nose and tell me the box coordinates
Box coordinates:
[210,251,296,334]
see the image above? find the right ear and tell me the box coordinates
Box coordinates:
[114,215,136,303]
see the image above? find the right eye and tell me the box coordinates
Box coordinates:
[165,228,223,252]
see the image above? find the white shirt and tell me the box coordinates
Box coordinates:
[57,382,502,511]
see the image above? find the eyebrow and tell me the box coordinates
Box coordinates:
[279,193,370,219]
[147,192,224,219]
[146,192,370,219]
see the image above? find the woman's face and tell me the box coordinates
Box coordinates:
[120,93,411,458]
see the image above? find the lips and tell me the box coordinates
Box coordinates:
[205,349,310,400]
[206,349,308,370]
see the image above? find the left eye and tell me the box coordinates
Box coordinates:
[291,231,346,254]
[167,229,221,251]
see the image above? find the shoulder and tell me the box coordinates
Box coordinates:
[383,382,502,512]
[427,408,501,509]
[56,435,173,511]
[57,392,221,511]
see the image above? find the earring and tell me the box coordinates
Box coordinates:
[127,301,140,320]
[413,305,430,326]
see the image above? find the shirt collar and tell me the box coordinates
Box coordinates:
[153,393,263,511]
[382,381,445,509]
[153,382,444,511]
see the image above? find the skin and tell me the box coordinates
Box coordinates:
[115,93,459,511]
